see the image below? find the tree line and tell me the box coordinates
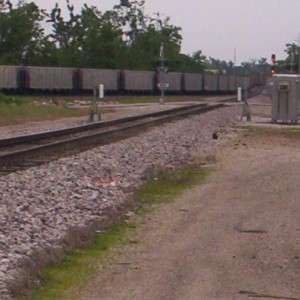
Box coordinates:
[272,43,300,74]
[0,0,203,72]
[0,0,270,75]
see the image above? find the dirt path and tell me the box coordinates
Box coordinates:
[76,127,300,300]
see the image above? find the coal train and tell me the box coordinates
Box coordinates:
[0,65,265,94]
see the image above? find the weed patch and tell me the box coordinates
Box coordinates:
[20,224,132,300]
[137,165,213,205]
[0,92,15,104]
[245,127,300,139]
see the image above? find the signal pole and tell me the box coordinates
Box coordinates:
[271,54,276,75]
[157,42,168,104]
[233,47,237,67]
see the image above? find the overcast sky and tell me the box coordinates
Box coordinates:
[18,0,300,65]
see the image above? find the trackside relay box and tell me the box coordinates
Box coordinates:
[271,74,300,124]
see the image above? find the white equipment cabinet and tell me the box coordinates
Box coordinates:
[271,74,300,124]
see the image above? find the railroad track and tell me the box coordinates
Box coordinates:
[0,102,226,175]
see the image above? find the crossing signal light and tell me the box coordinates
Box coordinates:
[271,54,276,63]
[271,66,276,75]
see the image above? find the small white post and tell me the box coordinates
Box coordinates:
[99,84,104,99]
[237,87,242,101]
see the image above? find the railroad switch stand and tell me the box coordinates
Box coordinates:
[240,90,251,122]
[240,99,251,121]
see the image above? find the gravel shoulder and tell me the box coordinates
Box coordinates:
[77,115,300,299]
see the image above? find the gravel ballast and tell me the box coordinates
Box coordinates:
[0,105,240,299]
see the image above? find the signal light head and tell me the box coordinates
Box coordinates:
[271,66,276,75]
[271,54,276,63]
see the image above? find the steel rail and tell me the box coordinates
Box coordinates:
[0,103,225,175]
[0,103,207,147]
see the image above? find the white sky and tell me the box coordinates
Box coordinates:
[15,0,300,65]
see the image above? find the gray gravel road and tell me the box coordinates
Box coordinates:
[78,129,300,300]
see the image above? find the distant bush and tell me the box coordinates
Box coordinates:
[0,92,13,104]
[0,93,27,106]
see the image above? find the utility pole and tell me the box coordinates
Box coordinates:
[233,47,237,67]
[298,32,300,74]
[157,42,168,104]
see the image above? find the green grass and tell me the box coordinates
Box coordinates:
[137,165,213,206]
[20,224,134,300]
[0,104,89,126]
[0,92,90,126]
[282,128,300,138]
[245,127,300,139]
[0,93,204,126]
[0,93,40,106]
[18,163,213,300]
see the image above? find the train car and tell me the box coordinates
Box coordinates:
[228,76,237,92]
[252,74,265,86]
[183,73,203,92]
[0,65,19,90]
[159,72,183,93]
[236,76,244,89]
[249,75,255,87]
[236,76,251,91]
[122,70,155,92]
[0,64,263,94]
[249,74,258,87]
[243,77,251,90]
[27,66,75,90]
[218,75,229,92]
[81,68,120,92]
[203,74,218,91]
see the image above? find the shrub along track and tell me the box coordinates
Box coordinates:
[0,102,226,175]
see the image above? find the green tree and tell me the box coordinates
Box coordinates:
[0,0,46,65]
[47,0,83,66]
[47,1,127,68]
[80,5,125,68]
[248,58,270,75]
[205,57,230,74]
[103,0,184,71]
[231,58,270,76]
[0,0,207,72]
[285,43,299,73]
[113,0,147,45]
[191,50,206,65]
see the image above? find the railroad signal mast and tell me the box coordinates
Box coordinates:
[157,43,169,104]
[271,54,276,75]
